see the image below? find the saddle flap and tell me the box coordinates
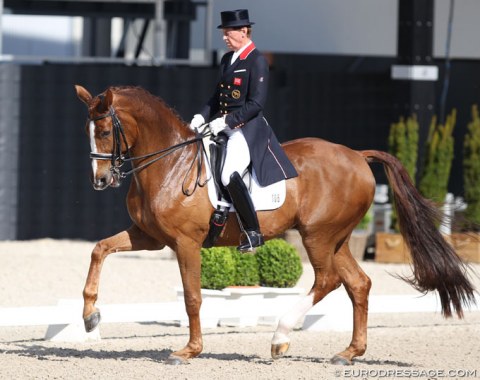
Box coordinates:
[202,136,286,211]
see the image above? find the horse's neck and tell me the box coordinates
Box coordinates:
[132,100,187,155]
[129,99,195,189]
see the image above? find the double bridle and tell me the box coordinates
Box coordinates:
[89,106,209,195]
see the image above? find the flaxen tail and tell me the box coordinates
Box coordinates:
[362,149,476,318]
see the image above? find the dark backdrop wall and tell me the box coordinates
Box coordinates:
[1,54,478,240]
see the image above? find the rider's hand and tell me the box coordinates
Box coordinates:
[189,114,205,131]
[210,116,227,136]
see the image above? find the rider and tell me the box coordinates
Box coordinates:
[190,9,298,252]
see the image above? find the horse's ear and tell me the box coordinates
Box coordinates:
[104,88,113,108]
[95,88,114,114]
[75,85,92,105]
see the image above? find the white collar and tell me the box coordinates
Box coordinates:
[231,41,253,65]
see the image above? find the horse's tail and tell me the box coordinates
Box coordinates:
[361,149,476,318]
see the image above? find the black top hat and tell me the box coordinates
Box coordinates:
[217,9,255,29]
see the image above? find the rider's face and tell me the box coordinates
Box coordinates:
[222,27,247,51]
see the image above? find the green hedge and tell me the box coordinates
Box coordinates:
[200,247,236,290]
[256,239,303,288]
[232,250,260,286]
[419,110,456,203]
[200,239,302,289]
[464,105,480,227]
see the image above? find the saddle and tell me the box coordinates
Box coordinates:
[202,133,286,248]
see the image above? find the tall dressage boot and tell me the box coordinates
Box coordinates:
[227,172,264,252]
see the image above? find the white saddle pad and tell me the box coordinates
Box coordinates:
[203,137,286,211]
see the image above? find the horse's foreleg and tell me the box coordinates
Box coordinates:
[83,225,163,332]
[271,237,341,359]
[167,239,203,365]
[331,243,371,365]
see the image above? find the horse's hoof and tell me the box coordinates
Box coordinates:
[330,355,352,366]
[166,354,188,365]
[84,310,101,333]
[271,342,290,359]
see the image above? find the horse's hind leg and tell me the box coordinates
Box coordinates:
[330,242,371,365]
[271,235,342,359]
[83,225,164,332]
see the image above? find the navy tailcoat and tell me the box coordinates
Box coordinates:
[199,42,298,187]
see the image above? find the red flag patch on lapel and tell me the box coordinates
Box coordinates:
[233,77,242,86]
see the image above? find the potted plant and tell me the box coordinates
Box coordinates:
[176,247,236,327]
[450,105,480,263]
[375,114,419,263]
[348,206,373,261]
[462,105,480,228]
[200,246,236,290]
[376,111,457,263]
[180,239,304,327]
[388,114,419,183]
[387,114,419,230]
[231,250,260,287]
[418,110,456,203]
[254,239,304,325]
[255,239,303,288]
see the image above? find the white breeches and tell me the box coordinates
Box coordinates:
[221,128,251,186]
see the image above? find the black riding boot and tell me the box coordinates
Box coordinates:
[227,172,264,252]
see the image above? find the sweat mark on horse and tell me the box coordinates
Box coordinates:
[75,85,476,365]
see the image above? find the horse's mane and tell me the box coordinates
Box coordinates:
[109,85,187,125]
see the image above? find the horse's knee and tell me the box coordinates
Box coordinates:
[91,241,108,261]
[358,275,372,293]
[183,293,202,314]
[348,274,371,299]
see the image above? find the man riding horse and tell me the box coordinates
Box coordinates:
[189,9,298,252]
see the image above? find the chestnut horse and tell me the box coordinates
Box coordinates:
[75,85,475,365]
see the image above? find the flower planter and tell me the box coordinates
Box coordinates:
[219,286,265,327]
[375,232,412,263]
[449,233,480,263]
[375,232,480,263]
[349,231,369,261]
[175,287,229,328]
[175,286,305,328]
[256,287,305,326]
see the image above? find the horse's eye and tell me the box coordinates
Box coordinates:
[100,130,111,138]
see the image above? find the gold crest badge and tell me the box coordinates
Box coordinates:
[231,89,241,99]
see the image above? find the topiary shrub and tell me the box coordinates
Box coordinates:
[388,114,419,231]
[463,104,480,228]
[388,114,419,183]
[256,239,303,288]
[232,250,260,286]
[419,110,456,203]
[200,247,235,290]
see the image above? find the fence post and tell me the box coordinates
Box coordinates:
[0,64,20,239]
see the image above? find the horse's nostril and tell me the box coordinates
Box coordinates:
[91,175,110,190]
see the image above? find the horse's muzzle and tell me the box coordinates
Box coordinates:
[92,176,110,191]
[91,172,121,190]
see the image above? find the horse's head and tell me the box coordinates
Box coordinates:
[75,85,136,190]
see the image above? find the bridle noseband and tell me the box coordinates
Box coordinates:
[90,106,129,178]
[88,105,210,195]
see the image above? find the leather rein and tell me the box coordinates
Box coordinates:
[89,106,210,196]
